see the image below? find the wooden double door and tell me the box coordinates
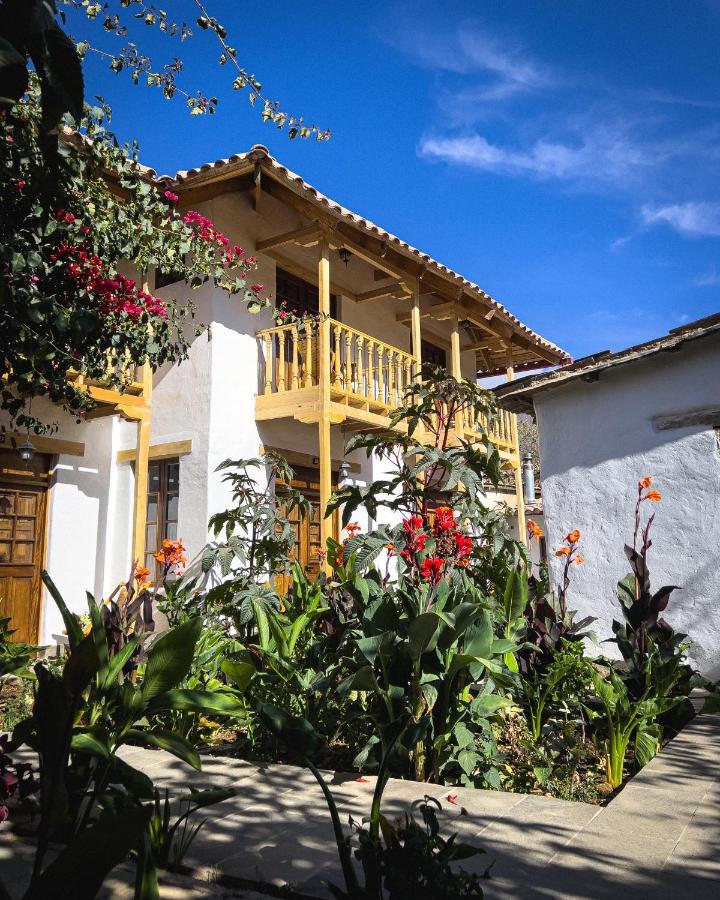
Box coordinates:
[274,466,338,593]
[0,450,50,644]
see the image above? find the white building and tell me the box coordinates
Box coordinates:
[495,314,720,678]
[0,145,566,647]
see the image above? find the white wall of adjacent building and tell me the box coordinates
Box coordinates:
[535,337,720,678]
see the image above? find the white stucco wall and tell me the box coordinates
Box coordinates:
[535,337,720,677]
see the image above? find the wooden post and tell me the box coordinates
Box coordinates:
[411,282,422,381]
[318,237,332,572]
[131,361,152,566]
[506,362,527,545]
[450,311,464,436]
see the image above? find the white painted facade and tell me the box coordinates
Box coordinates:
[2,185,498,646]
[534,335,720,678]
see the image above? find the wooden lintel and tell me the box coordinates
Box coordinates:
[396,300,458,324]
[0,432,84,457]
[256,224,322,253]
[328,230,402,280]
[117,438,192,464]
[259,444,361,474]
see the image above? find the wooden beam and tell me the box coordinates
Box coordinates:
[411,282,422,380]
[354,283,410,302]
[327,231,403,281]
[117,439,192,464]
[0,432,84,457]
[318,238,332,574]
[396,300,458,324]
[256,224,322,253]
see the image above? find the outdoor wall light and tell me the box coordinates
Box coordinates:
[19,440,36,465]
[338,247,352,267]
[338,460,351,482]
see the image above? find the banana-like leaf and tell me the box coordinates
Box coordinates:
[256,702,325,758]
[41,570,83,648]
[146,689,247,718]
[71,726,111,759]
[121,727,201,770]
[23,806,150,900]
[221,659,256,692]
[141,618,202,703]
[408,613,440,661]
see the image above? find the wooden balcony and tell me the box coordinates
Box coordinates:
[67,353,150,422]
[255,319,519,462]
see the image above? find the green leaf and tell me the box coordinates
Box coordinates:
[221,659,256,692]
[23,807,150,900]
[146,689,247,718]
[42,570,83,648]
[634,723,661,768]
[121,728,201,770]
[62,633,100,696]
[464,609,493,659]
[408,613,440,661]
[503,565,528,623]
[0,36,28,106]
[106,755,155,799]
[141,618,202,703]
[71,727,111,759]
[256,702,325,758]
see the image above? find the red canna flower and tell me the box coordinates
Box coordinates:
[419,555,444,585]
[433,506,456,533]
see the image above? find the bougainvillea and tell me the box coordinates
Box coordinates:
[0,77,281,431]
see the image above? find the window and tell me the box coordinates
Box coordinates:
[145,458,180,575]
[421,339,447,369]
[275,267,338,318]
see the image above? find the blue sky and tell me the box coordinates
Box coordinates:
[68,0,720,359]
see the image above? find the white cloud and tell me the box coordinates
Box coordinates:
[418,128,654,184]
[640,202,720,238]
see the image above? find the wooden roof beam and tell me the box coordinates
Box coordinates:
[256,224,323,253]
[355,283,411,302]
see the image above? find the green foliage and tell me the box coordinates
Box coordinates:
[0,615,39,679]
[7,574,245,898]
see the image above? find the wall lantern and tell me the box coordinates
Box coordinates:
[338,247,352,267]
[19,440,36,465]
[338,460,351,482]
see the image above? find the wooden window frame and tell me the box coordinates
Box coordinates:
[144,457,180,577]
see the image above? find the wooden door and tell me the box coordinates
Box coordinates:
[0,450,50,644]
[274,466,338,594]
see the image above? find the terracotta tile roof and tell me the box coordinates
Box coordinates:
[157,145,569,369]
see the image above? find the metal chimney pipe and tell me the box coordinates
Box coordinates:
[522,452,536,503]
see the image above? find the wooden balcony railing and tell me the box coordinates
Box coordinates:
[259,319,416,412]
[256,319,519,461]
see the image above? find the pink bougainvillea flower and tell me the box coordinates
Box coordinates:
[250,283,263,292]
[163,190,179,203]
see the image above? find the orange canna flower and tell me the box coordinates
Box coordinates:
[645,489,661,502]
[527,520,544,541]
[639,475,653,489]
[565,529,581,544]
[574,554,586,565]
[154,538,187,571]
[384,543,396,557]
[135,566,151,585]
[313,547,326,560]
[555,547,571,557]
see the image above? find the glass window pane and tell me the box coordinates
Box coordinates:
[167,463,179,490]
[146,494,159,524]
[148,463,161,491]
[166,492,179,521]
[165,521,178,541]
[145,524,157,554]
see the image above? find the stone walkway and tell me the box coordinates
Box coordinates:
[2,713,718,898]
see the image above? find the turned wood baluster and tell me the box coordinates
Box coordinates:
[277,329,286,391]
[333,323,342,388]
[387,349,395,406]
[263,334,273,394]
[304,327,313,387]
[291,325,299,390]
[377,346,385,404]
[345,329,353,392]
[357,337,365,398]
[367,340,376,401]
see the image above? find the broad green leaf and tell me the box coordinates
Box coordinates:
[408,613,440,661]
[42,570,83,648]
[256,702,325,758]
[122,727,201,770]
[71,727,111,759]
[221,659,256,692]
[146,689,247,718]
[141,618,202,702]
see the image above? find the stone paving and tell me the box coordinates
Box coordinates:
[2,713,718,898]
